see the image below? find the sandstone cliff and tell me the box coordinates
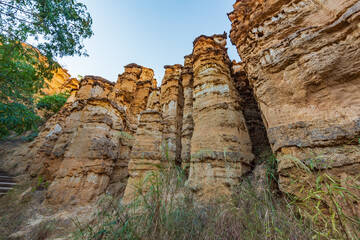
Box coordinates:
[1,62,158,206]
[123,34,256,202]
[34,76,129,205]
[229,0,360,231]
[1,2,359,236]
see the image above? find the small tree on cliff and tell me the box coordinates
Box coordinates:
[0,0,93,138]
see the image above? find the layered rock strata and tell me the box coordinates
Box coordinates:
[114,63,142,108]
[188,33,254,199]
[41,68,79,95]
[161,65,184,163]
[229,0,360,223]
[181,55,195,169]
[113,64,157,127]
[129,66,157,123]
[123,90,163,202]
[35,76,128,205]
[1,60,160,205]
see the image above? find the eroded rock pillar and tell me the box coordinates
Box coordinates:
[188,34,254,199]
[113,64,156,127]
[160,65,184,163]
[40,76,128,205]
[181,55,195,169]
[123,90,163,203]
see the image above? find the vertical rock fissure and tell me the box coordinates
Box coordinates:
[232,62,271,159]
[175,77,184,166]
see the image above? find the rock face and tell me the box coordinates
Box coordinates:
[114,64,157,126]
[34,76,128,205]
[229,0,360,223]
[5,1,358,224]
[123,64,186,202]
[38,70,158,205]
[123,90,163,202]
[123,34,255,202]
[232,62,270,155]
[2,1,359,237]
[187,33,254,199]
[41,68,79,95]
[4,62,158,205]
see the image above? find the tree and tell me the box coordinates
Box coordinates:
[0,0,93,138]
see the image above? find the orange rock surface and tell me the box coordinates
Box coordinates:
[229,0,360,226]
[187,33,254,199]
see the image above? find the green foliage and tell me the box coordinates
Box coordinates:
[0,0,93,58]
[36,92,69,116]
[0,102,40,138]
[32,176,49,192]
[0,0,93,138]
[22,130,39,142]
[280,154,360,239]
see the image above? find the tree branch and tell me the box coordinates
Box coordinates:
[0,9,40,25]
[0,1,38,17]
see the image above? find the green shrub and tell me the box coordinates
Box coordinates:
[0,92,69,139]
[0,102,40,139]
[36,92,69,118]
[22,130,39,142]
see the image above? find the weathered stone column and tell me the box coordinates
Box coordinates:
[129,67,156,122]
[181,55,195,169]
[113,64,156,127]
[114,63,142,109]
[160,65,184,163]
[123,90,163,203]
[107,65,156,196]
[38,76,127,205]
[188,33,254,200]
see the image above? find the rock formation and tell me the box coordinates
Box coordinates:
[34,76,128,205]
[229,0,360,224]
[113,64,157,127]
[187,33,254,199]
[161,65,184,163]
[123,64,186,202]
[2,1,360,238]
[232,61,270,155]
[123,90,163,202]
[2,61,158,206]
[181,55,195,169]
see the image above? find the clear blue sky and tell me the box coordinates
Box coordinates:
[58,0,240,84]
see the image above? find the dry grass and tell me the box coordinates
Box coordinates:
[280,154,360,239]
[0,181,32,239]
[71,155,313,240]
[0,178,53,240]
